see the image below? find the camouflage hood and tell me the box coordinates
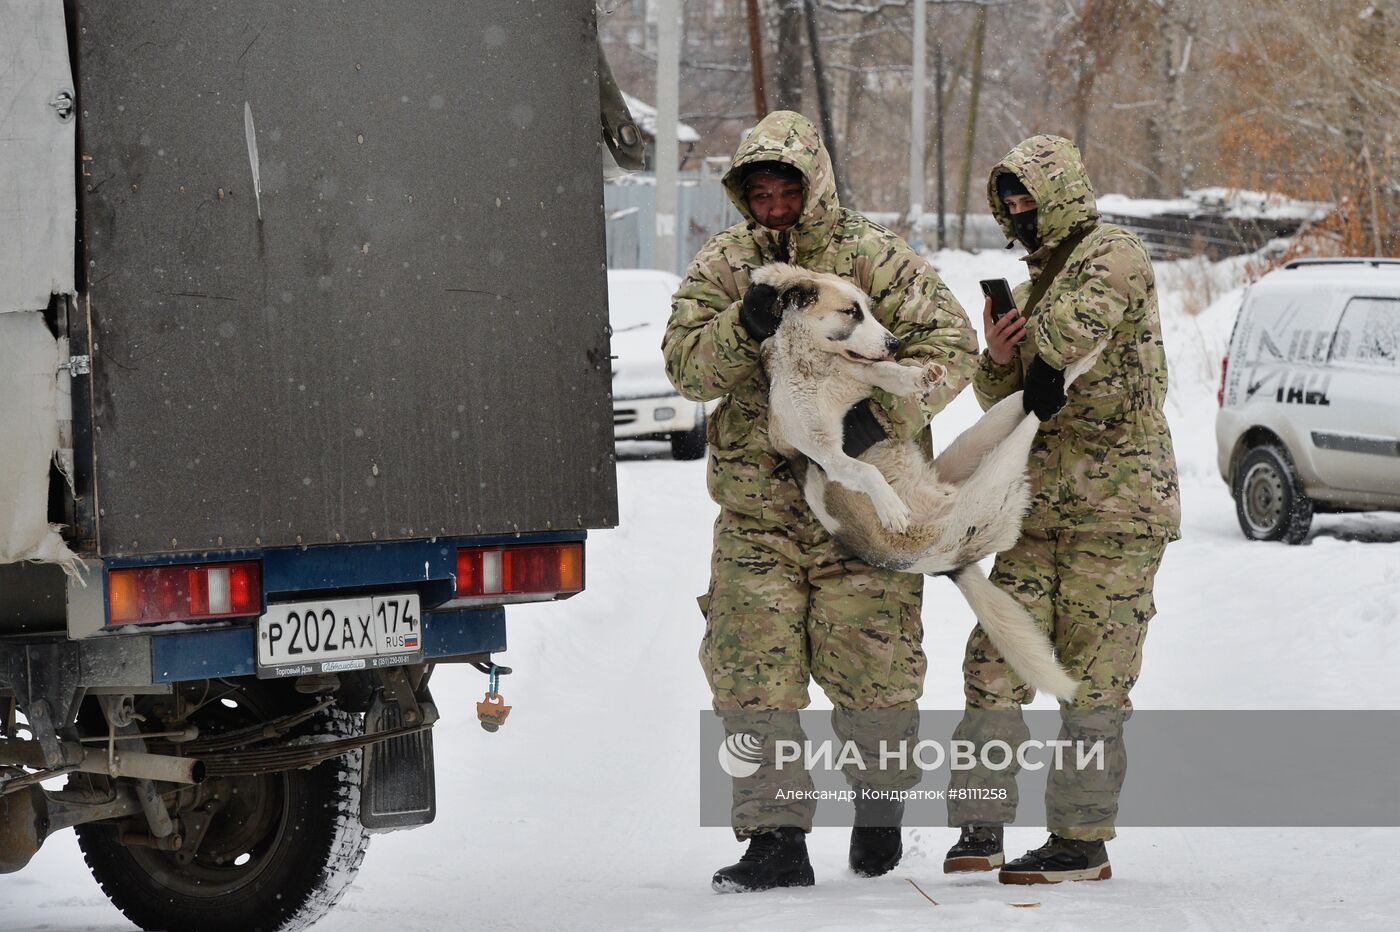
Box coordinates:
[722,110,840,263]
[987,135,1099,263]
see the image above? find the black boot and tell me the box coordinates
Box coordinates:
[998,833,1111,884]
[712,827,815,893]
[943,825,1004,873]
[849,789,903,877]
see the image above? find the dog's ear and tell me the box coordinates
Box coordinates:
[778,282,818,315]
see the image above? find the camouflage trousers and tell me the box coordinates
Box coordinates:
[700,509,926,839]
[946,529,1166,841]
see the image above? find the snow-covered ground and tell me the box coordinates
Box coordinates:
[4,250,1397,932]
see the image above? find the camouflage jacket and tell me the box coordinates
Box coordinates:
[662,111,977,534]
[975,135,1181,539]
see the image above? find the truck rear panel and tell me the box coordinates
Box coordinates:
[74,1,618,557]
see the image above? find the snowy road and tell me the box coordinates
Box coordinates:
[4,252,1398,931]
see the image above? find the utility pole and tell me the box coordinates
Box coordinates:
[909,0,926,251]
[935,41,946,250]
[745,0,769,120]
[654,0,680,273]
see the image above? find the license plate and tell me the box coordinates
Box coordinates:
[256,593,423,678]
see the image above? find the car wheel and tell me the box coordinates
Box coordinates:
[670,406,707,460]
[1233,444,1313,544]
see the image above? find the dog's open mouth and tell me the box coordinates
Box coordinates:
[842,349,894,364]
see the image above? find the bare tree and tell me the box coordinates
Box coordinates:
[802,0,853,205]
[772,0,807,113]
[956,4,987,249]
[593,0,1398,255]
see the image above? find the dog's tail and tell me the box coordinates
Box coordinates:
[950,565,1079,702]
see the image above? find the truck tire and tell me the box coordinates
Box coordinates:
[671,406,707,460]
[75,690,369,932]
[1233,444,1313,544]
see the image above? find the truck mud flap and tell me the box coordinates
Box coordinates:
[360,694,436,832]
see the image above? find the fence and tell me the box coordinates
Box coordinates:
[1099,212,1307,261]
[603,174,1012,272]
[605,173,1314,272]
[604,170,739,274]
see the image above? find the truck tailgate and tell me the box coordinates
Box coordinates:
[74,1,618,557]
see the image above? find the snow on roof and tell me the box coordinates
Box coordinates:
[1099,188,1330,222]
[620,92,700,144]
[1096,194,1197,219]
[1264,258,1400,284]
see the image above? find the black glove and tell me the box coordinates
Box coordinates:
[1023,354,1067,421]
[842,399,887,458]
[739,282,781,341]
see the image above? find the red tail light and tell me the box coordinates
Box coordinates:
[455,542,584,599]
[1218,353,1229,406]
[108,561,262,625]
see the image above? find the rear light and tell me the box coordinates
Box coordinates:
[1218,353,1229,406]
[108,561,262,625]
[455,542,584,599]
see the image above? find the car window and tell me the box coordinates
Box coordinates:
[1238,293,1329,365]
[1331,296,1400,369]
[608,279,675,332]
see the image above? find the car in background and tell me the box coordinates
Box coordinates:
[608,268,709,460]
[1216,258,1400,543]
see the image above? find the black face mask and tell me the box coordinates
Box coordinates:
[1011,209,1041,252]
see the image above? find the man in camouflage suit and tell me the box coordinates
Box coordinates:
[942,135,1180,884]
[662,111,976,892]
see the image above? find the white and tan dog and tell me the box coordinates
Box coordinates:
[756,263,1100,702]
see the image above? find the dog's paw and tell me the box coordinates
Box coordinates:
[889,360,946,399]
[917,361,946,398]
[870,485,911,533]
[884,362,935,398]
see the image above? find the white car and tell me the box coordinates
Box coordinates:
[608,269,709,460]
[1216,258,1400,542]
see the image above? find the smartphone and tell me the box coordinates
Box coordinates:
[979,278,1017,323]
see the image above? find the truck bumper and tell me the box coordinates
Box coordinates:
[148,606,505,683]
[1,530,582,690]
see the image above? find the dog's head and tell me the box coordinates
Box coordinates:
[749,263,899,364]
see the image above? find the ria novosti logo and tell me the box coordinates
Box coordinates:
[717,733,765,778]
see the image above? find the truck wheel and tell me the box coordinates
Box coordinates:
[1234,444,1313,544]
[670,406,707,460]
[75,691,369,932]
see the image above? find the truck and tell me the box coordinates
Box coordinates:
[0,3,642,930]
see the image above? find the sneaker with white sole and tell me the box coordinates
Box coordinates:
[998,834,1111,884]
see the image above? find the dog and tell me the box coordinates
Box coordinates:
[754,263,1101,702]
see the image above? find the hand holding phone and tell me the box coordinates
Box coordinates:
[979,278,1027,366]
[979,278,1017,323]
